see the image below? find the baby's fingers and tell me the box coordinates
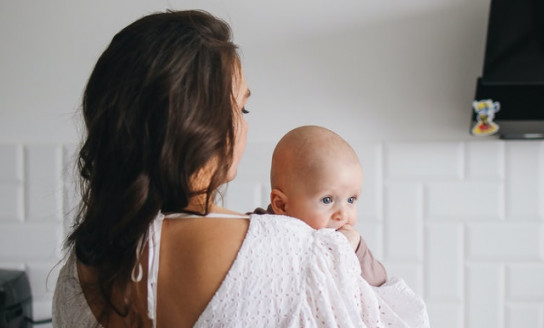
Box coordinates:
[337,226,361,250]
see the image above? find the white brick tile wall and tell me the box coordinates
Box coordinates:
[262,184,271,209]
[0,144,24,221]
[354,142,383,221]
[0,144,23,181]
[426,181,504,220]
[467,223,544,261]
[465,141,504,180]
[506,264,544,301]
[356,221,384,260]
[25,145,63,222]
[384,263,424,297]
[426,223,463,301]
[0,262,25,270]
[505,141,542,220]
[0,223,62,261]
[0,183,23,221]
[384,183,423,261]
[0,140,542,327]
[426,301,463,328]
[32,300,54,328]
[62,144,79,236]
[506,303,543,328]
[25,261,60,301]
[466,264,504,328]
[385,142,463,179]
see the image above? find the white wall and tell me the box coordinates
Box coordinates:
[0,0,491,143]
[1,1,543,327]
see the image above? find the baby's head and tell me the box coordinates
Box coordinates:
[270,126,363,230]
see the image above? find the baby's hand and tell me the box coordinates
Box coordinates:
[337,224,361,251]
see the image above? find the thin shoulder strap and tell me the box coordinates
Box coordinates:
[164,212,250,219]
[147,212,165,328]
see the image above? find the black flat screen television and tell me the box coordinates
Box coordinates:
[472,0,544,139]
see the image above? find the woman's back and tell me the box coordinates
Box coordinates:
[71,212,249,328]
[156,215,250,327]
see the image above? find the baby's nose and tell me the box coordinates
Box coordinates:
[332,208,348,222]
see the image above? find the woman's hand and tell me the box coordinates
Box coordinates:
[337,224,361,251]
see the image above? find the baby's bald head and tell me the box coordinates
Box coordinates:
[270,126,360,191]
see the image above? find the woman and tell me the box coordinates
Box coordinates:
[53,10,428,328]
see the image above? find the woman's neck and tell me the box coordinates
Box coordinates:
[183,198,243,216]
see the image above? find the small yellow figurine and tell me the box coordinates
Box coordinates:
[472,99,501,136]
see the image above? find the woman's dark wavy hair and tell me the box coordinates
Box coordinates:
[66,10,239,325]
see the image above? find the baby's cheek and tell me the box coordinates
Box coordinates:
[349,213,358,226]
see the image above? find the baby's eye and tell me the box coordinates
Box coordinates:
[242,107,250,114]
[321,197,333,204]
[348,196,357,204]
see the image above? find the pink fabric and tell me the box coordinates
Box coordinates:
[355,237,387,286]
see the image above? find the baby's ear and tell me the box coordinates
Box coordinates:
[270,189,288,214]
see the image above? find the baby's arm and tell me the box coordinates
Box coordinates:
[354,236,387,286]
[338,225,387,287]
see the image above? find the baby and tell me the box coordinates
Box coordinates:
[259,125,387,286]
